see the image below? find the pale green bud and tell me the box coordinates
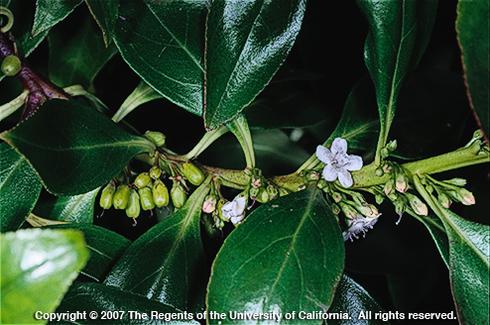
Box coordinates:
[126,189,141,219]
[99,181,115,209]
[113,185,130,210]
[181,162,205,186]
[139,187,155,211]
[134,172,151,189]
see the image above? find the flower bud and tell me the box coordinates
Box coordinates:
[444,178,467,187]
[249,187,260,198]
[138,187,155,211]
[393,198,406,217]
[331,192,343,203]
[126,189,141,219]
[317,179,328,190]
[1,55,21,77]
[278,187,289,197]
[256,187,270,203]
[395,173,409,193]
[380,148,390,158]
[375,194,384,205]
[181,162,205,186]
[384,180,395,196]
[331,204,341,215]
[202,195,217,214]
[152,180,169,208]
[266,184,279,201]
[458,188,475,206]
[113,184,130,210]
[149,166,162,180]
[171,182,187,208]
[382,163,393,174]
[386,139,398,152]
[406,193,428,216]
[144,131,166,147]
[375,168,384,177]
[134,172,151,189]
[438,192,452,208]
[306,171,320,181]
[217,199,226,221]
[339,203,359,219]
[99,181,115,209]
[355,203,380,218]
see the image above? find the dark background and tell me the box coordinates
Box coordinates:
[2,1,488,324]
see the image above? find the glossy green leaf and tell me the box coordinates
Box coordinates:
[35,188,100,224]
[48,17,116,88]
[329,275,384,325]
[207,189,344,323]
[358,0,438,154]
[57,283,199,324]
[456,0,489,137]
[441,210,489,324]
[204,0,307,129]
[32,0,83,36]
[49,224,130,282]
[326,78,379,152]
[0,99,155,196]
[0,228,88,324]
[104,181,210,311]
[113,0,207,116]
[0,142,42,232]
[85,0,119,46]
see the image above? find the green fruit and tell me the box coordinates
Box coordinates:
[1,55,21,77]
[171,182,187,208]
[134,172,151,189]
[99,181,115,209]
[126,189,141,219]
[139,187,155,211]
[113,185,130,209]
[152,180,169,208]
[181,162,205,186]
[144,131,166,147]
[149,166,162,180]
[256,187,269,203]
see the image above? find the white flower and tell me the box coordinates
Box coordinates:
[316,138,363,188]
[343,216,378,242]
[221,194,247,225]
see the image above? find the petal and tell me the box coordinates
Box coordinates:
[331,138,347,155]
[233,194,247,214]
[322,165,338,182]
[345,154,363,171]
[221,201,235,220]
[315,145,333,164]
[338,170,353,188]
[231,213,245,225]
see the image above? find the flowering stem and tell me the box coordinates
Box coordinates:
[227,114,255,168]
[112,81,161,122]
[183,126,228,160]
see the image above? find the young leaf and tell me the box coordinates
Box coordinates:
[32,0,83,36]
[441,210,489,324]
[0,99,155,196]
[48,16,117,88]
[329,275,384,325]
[456,0,489,138]
[85,0,119,46]
[207,189,344,322]
[0,142,42,232]
[35,188,100,224]
[104,180,210,312]
[48,224,130,282]
[0,228,88,324]
[358,0,438,160]
[57,283,199,324]
[204,0,307,129]
[113,0,207,115]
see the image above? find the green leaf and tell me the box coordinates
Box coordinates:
[48,16,116,88]
[441,210,489,324]
[113,0,207,116]
[204,0,307,129]
[49,224,130,282]
[0,142,42,232]
[32,0,83,36]
[112,80,162,122]
[85,0,119,46]
[0,99,155,196]
[207,189,344,322]
[57,282,199,324]
[35,188,100,224]
[329,275,384,325]
[358,0,438,158]
[104,180,210,311]
[411,213,449,267]
[456,0,490,137]
[0,228,88,324]
[326,78,379,152]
